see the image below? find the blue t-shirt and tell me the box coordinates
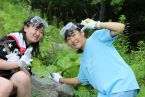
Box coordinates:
[77,29,139,95]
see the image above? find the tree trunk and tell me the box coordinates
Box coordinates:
[99,0,106,21]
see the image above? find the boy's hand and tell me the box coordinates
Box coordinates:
[81,18,100,30]
[50,73,62,83]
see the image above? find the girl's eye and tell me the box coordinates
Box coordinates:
[67,38,70,41]
[34,28,38,31]
[34,28,44,34]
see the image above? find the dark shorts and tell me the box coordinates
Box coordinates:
[10,95,16,97]
[0,66,32,79]
[0,70,14,79]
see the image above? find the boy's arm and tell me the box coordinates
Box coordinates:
[50,73,81,84]
[81,18,125,37]
[60,77,81,84]
[98,22,125,37]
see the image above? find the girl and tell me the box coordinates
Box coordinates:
[0,16,48,97]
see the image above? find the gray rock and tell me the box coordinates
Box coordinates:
[31,76,74,97]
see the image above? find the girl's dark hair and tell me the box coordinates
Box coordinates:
[24,16,44,29]
[19,16,42,57]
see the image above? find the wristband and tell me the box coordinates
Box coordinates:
[96,21,100,29]
[18,60,26,68]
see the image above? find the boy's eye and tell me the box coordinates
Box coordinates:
[70,33,75,37]
[40,31,44,34]
[72,33,75,36]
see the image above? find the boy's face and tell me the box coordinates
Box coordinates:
[66,30,86,50]
[24,25,44,45]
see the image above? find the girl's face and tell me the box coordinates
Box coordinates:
[24,25,44,45]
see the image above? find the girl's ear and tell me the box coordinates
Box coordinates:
[24,25,28,29]
[24,25,28,32]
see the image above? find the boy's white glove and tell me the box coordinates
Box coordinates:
[6,52,20,61]
[50,73,62,83]
[81,18,100,30]
[18,47,33,68]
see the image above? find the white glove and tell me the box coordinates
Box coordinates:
[18,47,33,68]
[50,73,62,83]
[81,18,100,30]
[6,52,20,61]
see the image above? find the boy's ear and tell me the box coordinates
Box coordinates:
[81,32,85,36]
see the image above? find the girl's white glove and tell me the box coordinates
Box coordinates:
[6,52,20,61]
[50,73,62,83]
[81,18,100,30]
[18,47,33,68]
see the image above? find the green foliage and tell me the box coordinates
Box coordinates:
[31,58,46,77]
[75,86,90,97]
[114,15,130,63]
[137,85,145,97]
[0,0,39,38]
[111,0,124,6]
[130,41,145,84]
[43,25,63,43]
[74,85,97,97]
[114,15,145,96]
[62,65,79,78]
[57,51,79,68]
[1,1,145,97]
[91,0,125,6]
[31,57,59,78]
[91,0,101,5]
